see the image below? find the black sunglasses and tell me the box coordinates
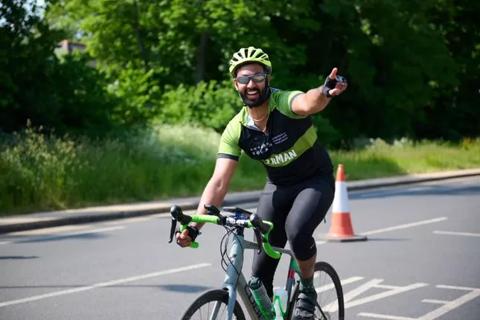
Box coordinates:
[235,73,267,85]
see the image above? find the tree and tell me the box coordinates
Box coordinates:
[0,0,116,134]
[43,0,478,141]
[416,0,480,139]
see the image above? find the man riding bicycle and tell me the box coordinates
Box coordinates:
[176,46,348,320]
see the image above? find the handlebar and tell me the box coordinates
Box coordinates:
[168,205,281,259]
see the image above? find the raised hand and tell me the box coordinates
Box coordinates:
[323,67,348,97]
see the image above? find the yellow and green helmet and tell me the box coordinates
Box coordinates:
[229,46,272,77]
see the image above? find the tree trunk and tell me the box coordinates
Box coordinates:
[195,32,208,83]
[133,0,149,71]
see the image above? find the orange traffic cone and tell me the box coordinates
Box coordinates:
[326,164,367,242]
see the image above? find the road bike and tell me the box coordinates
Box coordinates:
[168,204,344,320]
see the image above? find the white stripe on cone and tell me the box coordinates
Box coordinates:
[332,180,350,213]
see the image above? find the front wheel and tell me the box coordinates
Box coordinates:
[288,262,344,320]
[181,289,246,320]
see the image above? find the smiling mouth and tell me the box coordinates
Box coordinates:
[246,90,260,98]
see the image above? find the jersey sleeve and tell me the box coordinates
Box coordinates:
[270,89,305,119]
[217,117,242,161]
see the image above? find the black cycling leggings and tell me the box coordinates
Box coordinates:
[251,174,334,297]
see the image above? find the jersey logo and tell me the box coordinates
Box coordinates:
[250,141,273,157]
[263,149,298,166]
[271,132,288,144]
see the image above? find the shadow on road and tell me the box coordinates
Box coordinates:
[0,255,39,260]
[14,232,110,244]
[0,284,212,292]
[157,284,211,293]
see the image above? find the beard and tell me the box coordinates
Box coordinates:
[239,85,272,108]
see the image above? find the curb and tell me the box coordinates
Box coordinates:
[1,169,479,234]
[0,191,261,234]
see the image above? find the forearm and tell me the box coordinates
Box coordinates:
[292,86,332,116]
[303,86,331,114]
[192,177,229,229]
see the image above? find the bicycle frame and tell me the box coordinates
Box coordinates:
[222,227,300,320]
[170,205,344,320]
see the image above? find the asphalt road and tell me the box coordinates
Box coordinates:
[0,176,479,319]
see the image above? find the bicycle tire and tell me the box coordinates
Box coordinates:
[287,261,344,320]
[181,289,246,320]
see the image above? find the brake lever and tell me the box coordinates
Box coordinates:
[169,205,185,244]
[168,217,177,243]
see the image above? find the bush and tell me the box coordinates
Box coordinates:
[0,0,117,135]
[312,115,342,148]
[156,80,240,132]
[0,124,224,214]
[0,125,81,211]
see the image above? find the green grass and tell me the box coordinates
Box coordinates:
[332,138,480,180]
[1,126,479,215]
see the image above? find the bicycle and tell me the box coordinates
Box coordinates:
[168,204,345,320]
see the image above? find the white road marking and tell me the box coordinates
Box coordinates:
[341,276,364,286]
[357,284,480,320]
[414,285,480,320]
[358,313,414,319]
[344,280,428,309]
[315,276,364,294]
[422,299,448,304]
[433,230,480,238]
[438,284,480,291]
[361,217,447,236]
[321,277,364,312]
[0,263,211,308]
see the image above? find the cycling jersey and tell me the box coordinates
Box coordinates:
[218,88,333,185]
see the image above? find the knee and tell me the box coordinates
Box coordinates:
[287,230,316,261]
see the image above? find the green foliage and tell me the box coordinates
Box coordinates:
[0,125,81,211]
[331,137,480,180]
[312,115,342,148]
[2,126,480,215]
[317,0,459,141]
[0,0,116,135]
[156,80,240,132]
[45,0,478,141]
[3,0,480,142]
[415,1,480,139]
[107,68,161,126]
[52,53,118,134]
[0,124,222,214]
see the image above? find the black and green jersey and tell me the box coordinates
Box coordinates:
[218,88,333,185]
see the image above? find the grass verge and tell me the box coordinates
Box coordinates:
[1,127,479,215]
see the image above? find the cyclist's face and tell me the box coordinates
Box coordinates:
[234,63,267,105]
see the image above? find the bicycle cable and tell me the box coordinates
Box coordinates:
[219,226,243,278]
